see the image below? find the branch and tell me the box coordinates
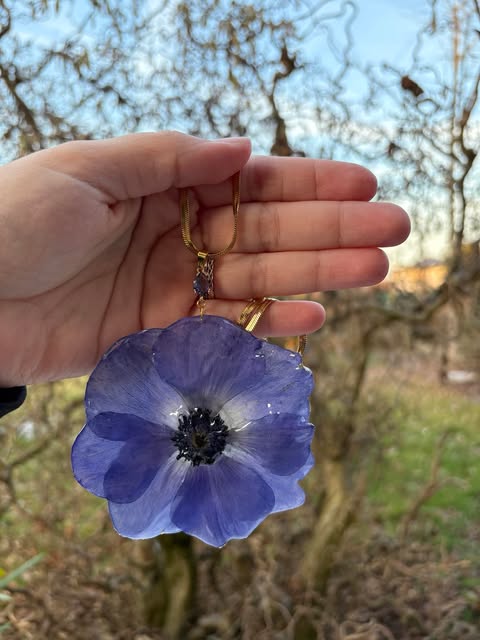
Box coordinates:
[349,325,377,411]
[9,437,53,469]
[332,265,480,328]
[473,0,480,21]
[399,430,452,541]
[458,65,480,131]
[1,395,82,518]
[0,63,44,149]
[331,283,450,326]
[0,1,11,39]
[269,43,298,156]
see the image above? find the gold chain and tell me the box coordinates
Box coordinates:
[180,171,240,258]
[237,298,307,362]
[238,298,275,332]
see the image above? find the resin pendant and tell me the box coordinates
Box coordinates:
[72,316,314,547]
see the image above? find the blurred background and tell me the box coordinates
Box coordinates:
[0,1,479,638]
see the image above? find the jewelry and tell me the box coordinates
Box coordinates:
[238,297,307,359]
[181,172,240,314]
[238,297,275,331]
[193,252,215,300]
[72,166,315,548]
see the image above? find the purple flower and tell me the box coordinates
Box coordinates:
[72,316,314,547]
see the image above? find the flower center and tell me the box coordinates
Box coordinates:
[172,408,229,466]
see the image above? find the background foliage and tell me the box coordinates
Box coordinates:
[1,0,479,638]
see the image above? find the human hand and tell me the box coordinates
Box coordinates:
[0,132,409,387]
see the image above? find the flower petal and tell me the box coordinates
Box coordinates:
[263,453,314,513]
[72,412,176,502]
[71,424,125,499]
[87,411,164,441]
[109,455,188,538]
[86,329,185,427]
[226,449,314,514]
[103,434,169,504]
[229,413,314,475]
[152,316,265,413]
[171,456,275,547]
[265,476,306,512]
[221,342,313,427]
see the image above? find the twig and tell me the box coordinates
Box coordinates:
[399,430,452,541]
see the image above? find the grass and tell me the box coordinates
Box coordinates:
[367,378,480,557]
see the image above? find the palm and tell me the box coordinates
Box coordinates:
[0,189,201,383]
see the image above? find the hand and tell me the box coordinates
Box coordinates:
[0,132,409,386]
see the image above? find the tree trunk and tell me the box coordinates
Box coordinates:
[143,533,197,639]
[300,459,356,590]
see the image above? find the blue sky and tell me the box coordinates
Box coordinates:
[19,1,429,88]
[354,0,426,64]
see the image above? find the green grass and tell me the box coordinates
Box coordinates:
[367,381,480,555]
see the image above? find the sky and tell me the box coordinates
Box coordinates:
[17,1,435,114]
[18,1,429,89]
[353,0,427,64]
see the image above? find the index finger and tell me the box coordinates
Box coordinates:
[196,155,378,207]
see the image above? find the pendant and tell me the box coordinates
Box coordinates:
[193,254,214,299]
[71,315,314,547]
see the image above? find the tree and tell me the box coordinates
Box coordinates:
[0,0,145,157]
[363,0,480,265]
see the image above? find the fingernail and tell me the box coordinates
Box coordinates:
[216,136,250,145]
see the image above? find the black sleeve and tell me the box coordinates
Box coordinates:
[0,386,27,418]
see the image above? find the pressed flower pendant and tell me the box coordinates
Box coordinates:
[71,172,315,547]
[72,316,314,547]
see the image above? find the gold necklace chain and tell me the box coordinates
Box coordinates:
[180,172,240,258]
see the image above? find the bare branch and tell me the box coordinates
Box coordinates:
[399,430,453,541]
[9,437,53,469]
[0,1,11,39]
[0,63,44,149]
[473,0,480,21]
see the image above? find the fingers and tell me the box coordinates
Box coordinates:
[194,201,410,253]
[38,132,252,201]
[43,132,377,205]
[192,299,326,337]
[195,155,378,206]
[244,155,377,202]
[214,248,389,299]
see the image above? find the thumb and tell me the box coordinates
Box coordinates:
[40,132,252,201]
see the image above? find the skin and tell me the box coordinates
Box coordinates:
[0,132,410,387]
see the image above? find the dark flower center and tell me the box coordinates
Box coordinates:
[172,408,229,466]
